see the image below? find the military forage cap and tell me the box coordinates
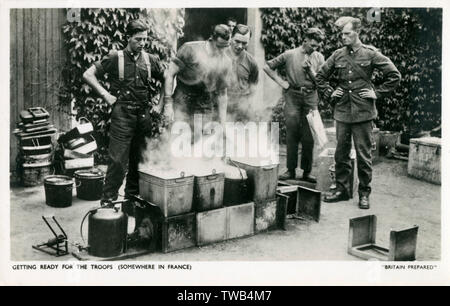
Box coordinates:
[334,16,360,29]
[306,27,325,40]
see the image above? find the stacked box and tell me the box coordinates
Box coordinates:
[55,118,97,176]
[254,199,277,232]
[407,137,441,185]
[159,212,196,253]
[139,171,195,218]
[196,203,254,246]
[316,148,358,198]
[230,159,279,233]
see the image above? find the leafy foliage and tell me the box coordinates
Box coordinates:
[261,8,442,138]
[61,8,184,163]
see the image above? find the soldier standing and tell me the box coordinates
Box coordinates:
[264,28,325,183]
[83,19,172,204]
[316,17,401,209]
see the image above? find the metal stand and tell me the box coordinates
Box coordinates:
[277,182,321,222]
[348,215,419,261]
[32,216,69,257]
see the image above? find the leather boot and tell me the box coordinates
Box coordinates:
[302,172,317,183]
[323,190,349,203]
[359,195,370,209]
[279,169,295,180]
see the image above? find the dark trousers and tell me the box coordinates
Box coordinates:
[284,89,317,173]
[335,120,373,197]
[102,102,149,201]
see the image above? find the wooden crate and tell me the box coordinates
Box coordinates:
[407,137,441,185]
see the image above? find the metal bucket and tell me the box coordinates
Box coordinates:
[44,175,73,207]
[74,168,105,201]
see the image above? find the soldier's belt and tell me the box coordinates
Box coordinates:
[289,86,315,94]
[117,100,150,109]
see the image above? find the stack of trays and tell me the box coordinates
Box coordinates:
[13,107,57,186]
[56,118,97,175]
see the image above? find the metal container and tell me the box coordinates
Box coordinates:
[194,170,224,212]
[196,207,227,246]
[22,161,52,186]
[316,148,358,198]
[139,170,194,218]
[196,203,255,246]
[254,199,277,233]
[74,168,105,201]
[159,212,196,253]
[231,159,279,203]
[44,175,73,207]
[88,208,127,258]
[408,137,441,185]
[227,202,254,239]
[223,165,250,206]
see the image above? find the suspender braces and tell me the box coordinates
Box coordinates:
[117,50,151,83]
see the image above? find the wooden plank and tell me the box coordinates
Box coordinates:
[31,8,39,107]
[54,9,69,131]
[39,9,47,111]
[46,9,57,130]
[22,9,31,111]
[16,9,24,115]
[10,9,18,171]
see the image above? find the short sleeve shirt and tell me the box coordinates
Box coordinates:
[226,49,259,97]
[94,49,164,102]
[173,41,232,93]
[267,46,325,88]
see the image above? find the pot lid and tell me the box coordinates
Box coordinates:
[74,168,105,178]
[44,175,73,185]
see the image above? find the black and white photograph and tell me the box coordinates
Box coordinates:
[1,0,448,286]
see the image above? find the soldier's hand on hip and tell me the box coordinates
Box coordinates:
[103,93,117,106]
[331,87,344,99]
[359,88,377,99]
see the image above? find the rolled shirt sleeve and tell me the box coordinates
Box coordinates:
[267,52,287,70]
[94,50,118,77]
